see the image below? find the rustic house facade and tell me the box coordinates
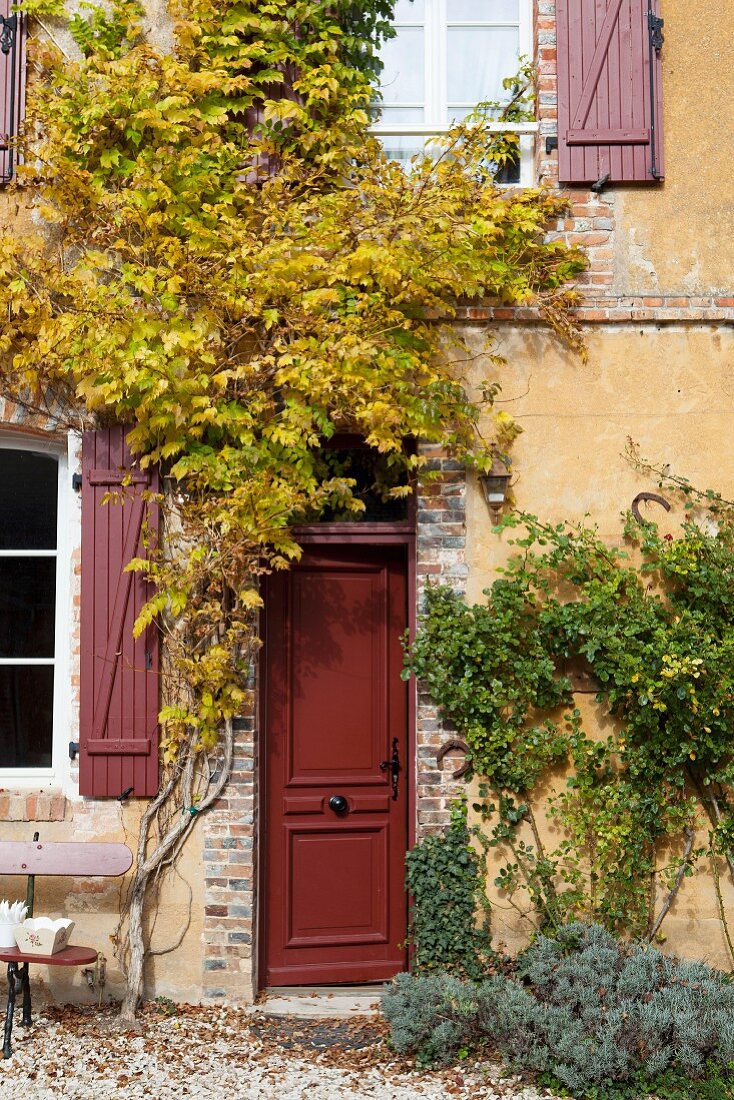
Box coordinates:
[0,0,732,1005]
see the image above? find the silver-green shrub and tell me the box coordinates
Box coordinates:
[382,971,481,1066]
[382,923,734,1091]
[507,923,734,1090]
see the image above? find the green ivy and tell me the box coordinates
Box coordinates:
[404,799,494,980]
[406,500,734,943]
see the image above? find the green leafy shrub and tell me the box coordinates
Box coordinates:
[382,924,734,1095]
[404,800,494,980]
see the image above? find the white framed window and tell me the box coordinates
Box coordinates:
[372,0,537,184]
[0,433,72,787]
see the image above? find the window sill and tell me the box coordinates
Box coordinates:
[0,768,56,786]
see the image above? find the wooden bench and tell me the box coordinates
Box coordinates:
[0,834,132,1058]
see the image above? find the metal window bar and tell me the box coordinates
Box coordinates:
[1,10,22,184]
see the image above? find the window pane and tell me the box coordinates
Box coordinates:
[0,666,53,768]
[448,0,519,21]
[0,451,58,550]
[378,136,425,165]
[378,28,425,105]
[447,27,519,111]
[379,134,452,167]
[393,0,425,19]
[493,147,521,184]
[0,558,56,659]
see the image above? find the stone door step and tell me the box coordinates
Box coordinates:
[261,985,384,1018]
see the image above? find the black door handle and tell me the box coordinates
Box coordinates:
[379,738,401,801]
[329,794,348,814]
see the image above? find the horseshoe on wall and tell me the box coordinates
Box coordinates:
[436,738,471,779]
[631,491,671,524]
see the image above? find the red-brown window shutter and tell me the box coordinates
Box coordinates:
[79,427,160,798]
[556,0,664,184]
[1,0,26,184]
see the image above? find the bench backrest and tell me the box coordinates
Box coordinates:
[0,841,133,878]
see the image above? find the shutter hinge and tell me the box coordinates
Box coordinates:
[72,472,83,491]
[0,13,17,55]
[145,650,152,670]
[0,13,20,184]
[647,11,664,53]
[647,8,664,180]
[69,741,80,761]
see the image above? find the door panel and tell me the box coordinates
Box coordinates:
[263,545,408,986]
[286,826,387,946]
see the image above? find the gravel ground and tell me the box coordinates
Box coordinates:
[0,1003,563,1100]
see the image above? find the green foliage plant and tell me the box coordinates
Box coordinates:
[406,486,734,942]
[0,0,586,1018]
[404,799,493,980]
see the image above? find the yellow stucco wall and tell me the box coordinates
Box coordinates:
[467,325,734,592]
[612,0,734,295]
[463,324,734,968]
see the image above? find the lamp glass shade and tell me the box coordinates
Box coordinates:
[482,474,509,504]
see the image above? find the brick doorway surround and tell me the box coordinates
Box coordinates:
[200,446,468,1002]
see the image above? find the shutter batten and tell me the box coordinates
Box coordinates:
[557,0,664,184]
[79,427,160,798]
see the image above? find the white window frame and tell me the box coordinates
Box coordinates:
[0,431,74,790]
[372,0,538,185]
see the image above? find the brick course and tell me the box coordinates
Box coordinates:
[201,714,257,1000]
[415,445,468,836]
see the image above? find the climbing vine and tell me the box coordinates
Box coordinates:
[407,476,734,948]
[405,799,494,981]
[0,0,585,1014]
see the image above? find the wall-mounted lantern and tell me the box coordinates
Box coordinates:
[479,450,512,522]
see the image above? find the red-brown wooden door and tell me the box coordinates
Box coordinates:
[262,544,408,986]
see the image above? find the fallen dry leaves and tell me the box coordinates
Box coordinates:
[0,1001,562,1100]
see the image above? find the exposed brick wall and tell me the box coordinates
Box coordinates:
[200,714,257,1001]
[454,297,734,325]
[0,791,66,821]
[415,446,468,837]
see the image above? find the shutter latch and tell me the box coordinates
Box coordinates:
[69,741,80,761]
[0,14,17,55]
[647,11,664,54]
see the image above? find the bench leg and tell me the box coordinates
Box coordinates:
[20,965,31,1028]
[3,962,20,1059]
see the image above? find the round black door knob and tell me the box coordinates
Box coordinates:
[329,795,348,814]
